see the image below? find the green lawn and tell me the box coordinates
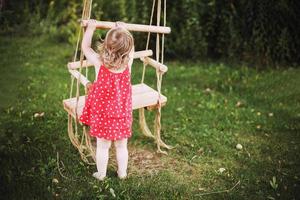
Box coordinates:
[0,35,299,200]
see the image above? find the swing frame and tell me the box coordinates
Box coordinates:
[63,0,172,164]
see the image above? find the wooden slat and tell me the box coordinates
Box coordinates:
[62,83,167,119]
[133,50,153,59]
[68,50,153,69]
[69,70,90,86]
[82,20,171,34]
[131,83,154,94]
[140,57,168,73]
[68,60,91,69]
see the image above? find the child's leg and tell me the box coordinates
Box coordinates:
[114,138,128,178]
[94,138,111,180]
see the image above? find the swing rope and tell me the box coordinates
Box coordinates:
[67,0,95,164]
[139,0,173,154]
[139,0,157,139]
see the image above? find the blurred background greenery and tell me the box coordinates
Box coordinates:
[1,1,300,199]
[1,0,300,67]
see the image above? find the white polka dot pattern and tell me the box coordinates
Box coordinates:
[79,65,132,141]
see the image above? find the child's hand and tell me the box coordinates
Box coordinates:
[115,21,126,28]
[85,82,93,94]
[87,19,98,30]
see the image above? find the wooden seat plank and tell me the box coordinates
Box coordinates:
[63,83,167,119]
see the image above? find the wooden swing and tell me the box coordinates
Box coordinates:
[62,0,172,164]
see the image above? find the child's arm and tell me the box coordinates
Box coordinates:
[128,46,135,73]
[81,19,101,69]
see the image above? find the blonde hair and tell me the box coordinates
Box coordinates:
[97,27,134,69]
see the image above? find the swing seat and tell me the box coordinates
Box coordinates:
[63,83,167,120]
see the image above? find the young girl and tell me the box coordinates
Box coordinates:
[79,19,134,180]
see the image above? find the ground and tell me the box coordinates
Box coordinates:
[0,35,299,199]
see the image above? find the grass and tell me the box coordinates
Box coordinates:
[0,34,299,200]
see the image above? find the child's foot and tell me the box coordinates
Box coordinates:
[117,171,127,179]
[93,172,106,181]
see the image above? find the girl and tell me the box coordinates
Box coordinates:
[79,19,134,180]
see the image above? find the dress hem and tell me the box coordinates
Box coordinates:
[90,134,132,141]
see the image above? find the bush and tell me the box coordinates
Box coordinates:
[1,0,299,66]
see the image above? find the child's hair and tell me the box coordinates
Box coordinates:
[97,27,134,69]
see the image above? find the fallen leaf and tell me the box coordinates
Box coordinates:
[52,178,59,184]
[218,168,226,173]
[236,144,243,150]
[236,101,243,107]
[34,112,45,118]
[256,125,261,129]
[204,88,211,93]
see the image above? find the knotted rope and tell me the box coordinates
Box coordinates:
[67,0,95,164]
[139,0,173,154]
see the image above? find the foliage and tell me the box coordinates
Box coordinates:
[0,35,300,199]
[1,0,300,66]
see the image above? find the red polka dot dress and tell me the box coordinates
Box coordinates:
[79,64,132,141]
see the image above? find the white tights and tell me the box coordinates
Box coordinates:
[95,138,128,179]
